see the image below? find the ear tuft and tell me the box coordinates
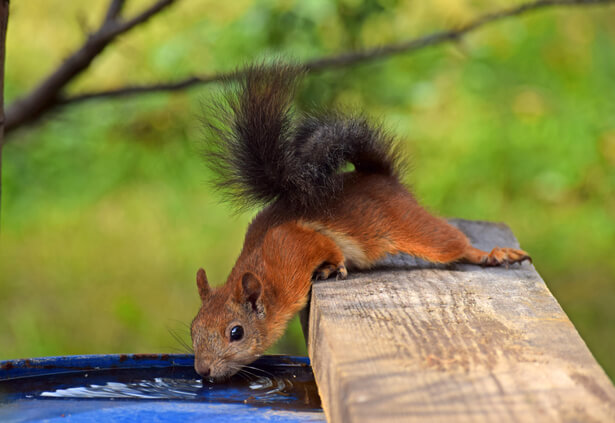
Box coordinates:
[196,268,210,302]
[240,272,263,314]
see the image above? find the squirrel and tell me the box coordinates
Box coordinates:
[190,63,530,380]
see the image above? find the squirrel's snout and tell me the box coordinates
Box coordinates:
[195,361,211,378]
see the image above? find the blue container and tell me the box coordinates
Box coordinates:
[0,354,325,422]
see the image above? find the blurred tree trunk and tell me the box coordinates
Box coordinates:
[0,0,9,232]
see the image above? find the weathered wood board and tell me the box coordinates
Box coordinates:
[302,219,615,423]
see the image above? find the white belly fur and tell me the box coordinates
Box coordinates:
[301,221,371,269]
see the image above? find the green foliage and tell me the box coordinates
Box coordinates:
[1,0,614,379]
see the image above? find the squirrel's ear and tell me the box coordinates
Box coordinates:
[196,268,210,302]
[237,272,264,316]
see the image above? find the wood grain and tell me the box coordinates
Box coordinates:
[303,219,615,422]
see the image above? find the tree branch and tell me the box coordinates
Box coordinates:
[4,0,176,136]
[305,0,615,71]
[103,0,174,39]
[56,0,615,106]
[5,0,615,137]
[103,0,126,24]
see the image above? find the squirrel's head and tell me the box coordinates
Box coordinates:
[190,268,268,381]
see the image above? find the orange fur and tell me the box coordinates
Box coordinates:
[191,172,530,380]
[191,64,531,380]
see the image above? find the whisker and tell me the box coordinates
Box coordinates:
[228,365,254,382]
[173,340,193,354]
[169,328,193,350]
[169,319,192,330]
[237,367,263,380]
[236,371,250,382]
[167,327,194,353]
[166,346,193,354]
[240,364,275,378]
[238,370,256,382]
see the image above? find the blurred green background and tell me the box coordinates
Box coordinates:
[1,0,614,380]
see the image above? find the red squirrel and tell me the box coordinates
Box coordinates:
[190,64,530,380]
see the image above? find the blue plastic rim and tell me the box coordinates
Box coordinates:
[0,354,325,423]
[0,353,311,381]
[0,353,195,381]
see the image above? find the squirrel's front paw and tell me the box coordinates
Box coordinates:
[335,264,348,280]
[482,247,531,267]
[313,263,348,280]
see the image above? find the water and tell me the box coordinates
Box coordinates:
[0,355,325,422]
[1,361,321,412]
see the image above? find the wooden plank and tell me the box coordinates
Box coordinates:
[303,219,615,423]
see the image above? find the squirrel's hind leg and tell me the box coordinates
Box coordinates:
[391,203,531,267]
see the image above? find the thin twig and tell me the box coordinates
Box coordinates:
[103,0,174,39]
[4,0,176,135]
[103,0,126,24]
[57,75,225,104]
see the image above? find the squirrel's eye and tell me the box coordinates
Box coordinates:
[229,325,244,342]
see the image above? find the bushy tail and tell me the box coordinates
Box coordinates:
[203,63,403,212]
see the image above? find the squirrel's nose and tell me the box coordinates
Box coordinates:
[195,361,211,378]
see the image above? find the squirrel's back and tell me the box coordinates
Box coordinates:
[203,63,403,212]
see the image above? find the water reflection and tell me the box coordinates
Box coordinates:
[5,363,321,412]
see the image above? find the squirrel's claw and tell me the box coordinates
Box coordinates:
[313,263,336,281]
[335,265,348,280]
[481,247,531,267]
[313,263,348,281]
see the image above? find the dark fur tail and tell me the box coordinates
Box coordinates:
[203,63,403,211]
